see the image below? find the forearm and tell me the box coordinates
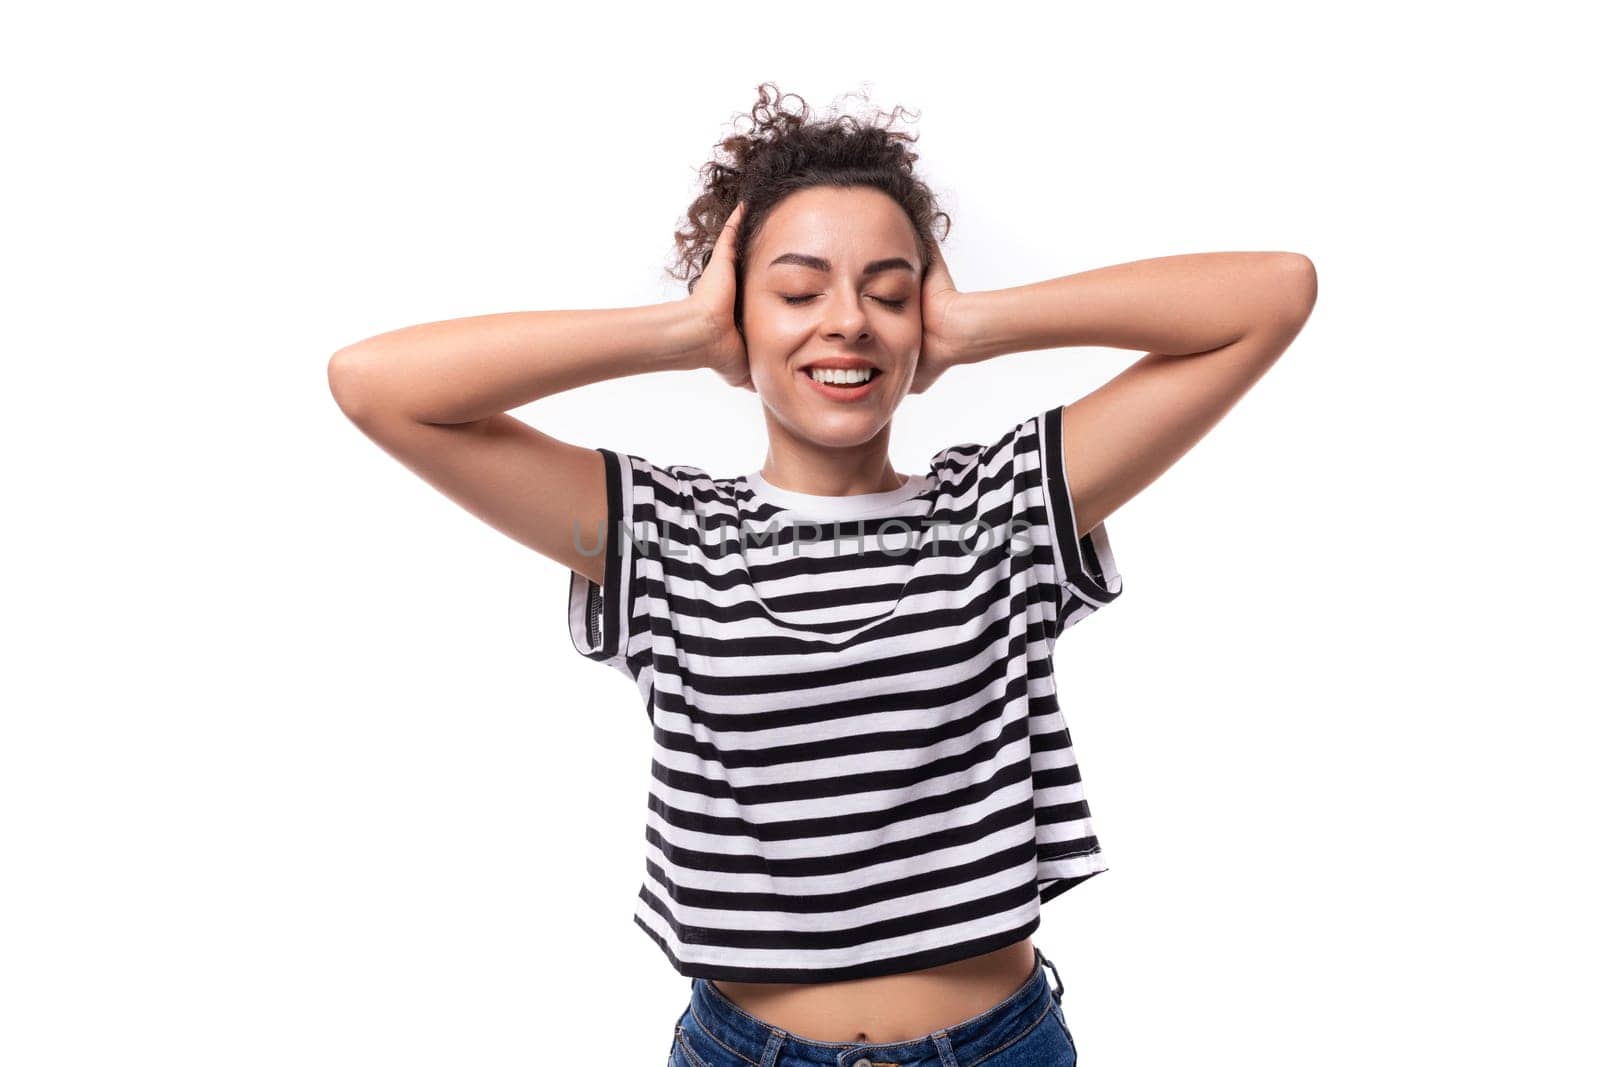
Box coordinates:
[328,300,710,425]
[954,252,1315,363]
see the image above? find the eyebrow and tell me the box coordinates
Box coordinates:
[767,253,917,277]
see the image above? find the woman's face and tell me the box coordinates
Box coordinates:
[741,186,924,448]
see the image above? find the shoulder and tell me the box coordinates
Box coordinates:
[927,410,1052,486]
[611,455,747,532]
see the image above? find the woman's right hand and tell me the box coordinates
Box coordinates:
[683,201,755,392]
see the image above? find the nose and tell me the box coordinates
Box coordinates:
[821,291,871,344]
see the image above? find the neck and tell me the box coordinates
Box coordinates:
[758,416,901,496]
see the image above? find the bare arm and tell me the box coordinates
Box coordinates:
[329,302,709,427]
[947,252,1318,537]
[325,205,751,585]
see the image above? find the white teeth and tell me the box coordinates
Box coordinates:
[807,367,874,385]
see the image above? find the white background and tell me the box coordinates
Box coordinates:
[4,2,1595,1064]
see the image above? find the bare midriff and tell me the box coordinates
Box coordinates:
[710,937,1039,1045]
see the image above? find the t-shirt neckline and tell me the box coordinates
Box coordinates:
[743,468,934,519]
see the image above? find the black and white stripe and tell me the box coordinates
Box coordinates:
[565,405,1123,983]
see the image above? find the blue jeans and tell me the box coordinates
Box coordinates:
[667,946,1078,1067]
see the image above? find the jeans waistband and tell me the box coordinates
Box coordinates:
[683,946,1066,1067]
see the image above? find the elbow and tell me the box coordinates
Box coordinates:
[1239,254,1316,351]
[1271,252,1318,326]
[326,345,391,427]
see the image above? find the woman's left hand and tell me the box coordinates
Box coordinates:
[910,240,970,395]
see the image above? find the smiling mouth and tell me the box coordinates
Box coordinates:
[803,367,881,388]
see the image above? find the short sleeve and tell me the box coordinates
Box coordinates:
[566,448,685,677]
[1033,404,1123,635]
[962,408,1122,640]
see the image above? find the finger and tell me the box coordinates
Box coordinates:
[709,201,745,267]
[924,239,955,289]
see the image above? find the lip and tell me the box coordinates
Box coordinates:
[799,364,884,403]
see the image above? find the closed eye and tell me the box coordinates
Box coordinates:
[782,295,909,310]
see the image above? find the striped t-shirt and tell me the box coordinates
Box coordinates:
[564,404,1123,983]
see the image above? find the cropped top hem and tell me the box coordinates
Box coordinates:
[632,852,1110,984]
[636,912,1055,985]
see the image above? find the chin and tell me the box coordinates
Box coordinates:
[791,405,897,445]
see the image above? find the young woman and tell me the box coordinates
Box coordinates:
[328,83,1316,1066]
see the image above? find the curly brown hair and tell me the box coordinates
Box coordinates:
[669,82,952,322]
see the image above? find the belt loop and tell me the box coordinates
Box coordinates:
[932,1028,960,1067]
[759,1027,786,1067]
[1037,946,1065,1001]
